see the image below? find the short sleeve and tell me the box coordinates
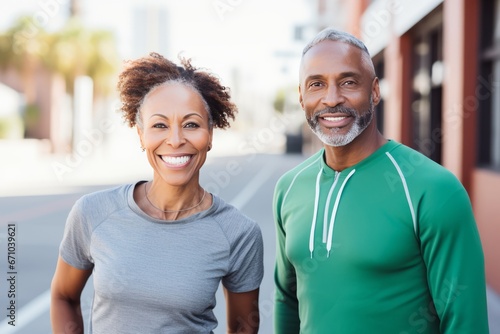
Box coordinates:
[222,222,264,292]
[59,198,94,270]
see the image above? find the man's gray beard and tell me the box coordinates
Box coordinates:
[307,99,374,147]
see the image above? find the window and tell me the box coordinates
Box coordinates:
[372,52,385,134]
[409,7,443,163]
[478,0,500,170]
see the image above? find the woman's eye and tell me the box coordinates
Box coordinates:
[153,123,167,128]
[184,122,200,129]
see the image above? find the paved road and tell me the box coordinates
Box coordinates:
[1,152,499,333]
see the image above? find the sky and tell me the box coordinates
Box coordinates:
[0,0,314,93]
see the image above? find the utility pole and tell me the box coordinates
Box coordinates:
[70,0,81,18]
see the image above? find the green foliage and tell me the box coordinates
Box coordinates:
[0,115,24,139]
[0,16,48,71]
[274,89,286,113]
[0,16,120,98]
[273,86,299,114]
[22,104,40,128]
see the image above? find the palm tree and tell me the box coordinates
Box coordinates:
[0,13,120,143]
[70,0,82,18]
[43,18,119,98]
[0,16,49,103]
[0,16,50,137]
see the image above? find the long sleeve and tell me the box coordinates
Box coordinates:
[273,181,300,334]
[419,186,489,333]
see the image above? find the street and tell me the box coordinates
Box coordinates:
[0,153,305,334]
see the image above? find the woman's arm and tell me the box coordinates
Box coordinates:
[50,256,93,334]
[224,288,260,334]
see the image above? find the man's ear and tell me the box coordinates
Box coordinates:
[298,85,304,110]
[371,77,381,106]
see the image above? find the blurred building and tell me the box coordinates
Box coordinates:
[308,0,500,295]
[0,65,68,151]
[131,5,169,59]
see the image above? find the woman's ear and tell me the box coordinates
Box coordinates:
[136,125,144,150]
[207,127,213,151]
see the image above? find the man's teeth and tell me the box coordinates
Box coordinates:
[323,116,346,122]
[162,155,190,165]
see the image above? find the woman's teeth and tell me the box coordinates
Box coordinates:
[161,155,190,165]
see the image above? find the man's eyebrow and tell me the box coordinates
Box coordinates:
[337,71,362,79]
[304,74,325,82]
[305,71,363,80]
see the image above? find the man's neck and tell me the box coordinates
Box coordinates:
[323,129,387,172]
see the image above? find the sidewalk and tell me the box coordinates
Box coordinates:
[0,123,290,196]
[0,126,283,197]
[489,286,500,333]
[0,136,150,197]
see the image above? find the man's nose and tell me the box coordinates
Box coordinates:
[321,85,345,107]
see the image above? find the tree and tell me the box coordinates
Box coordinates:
[43,17,120,98]
[0,16,51,137]
[0,14,120,142]
[0,16,49,106]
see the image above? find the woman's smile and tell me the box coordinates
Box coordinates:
[160,154,192,167]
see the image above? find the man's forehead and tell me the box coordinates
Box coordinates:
[300,40,372,79]
[303,40,364,65]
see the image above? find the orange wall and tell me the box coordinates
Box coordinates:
[441,0,479,191]
[383,33,412,144]
[472,169,500,293]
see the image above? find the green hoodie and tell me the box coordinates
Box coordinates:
[273,140,488,334]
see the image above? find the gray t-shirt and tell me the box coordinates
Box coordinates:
[59,181,264,334]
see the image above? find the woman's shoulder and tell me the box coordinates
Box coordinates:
[210,195,261,234]
[78,183,129,203]
[73,183,133,218]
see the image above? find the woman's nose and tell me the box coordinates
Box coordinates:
[165,126,186,148]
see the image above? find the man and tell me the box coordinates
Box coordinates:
[273,28,489,333]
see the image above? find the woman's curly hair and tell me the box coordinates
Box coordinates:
[117,52,237,129]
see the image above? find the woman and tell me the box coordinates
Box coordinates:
[50,53,264,333]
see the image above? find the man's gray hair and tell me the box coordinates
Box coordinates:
[302,28,370,57]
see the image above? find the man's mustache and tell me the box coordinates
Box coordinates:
[312,106,357,119]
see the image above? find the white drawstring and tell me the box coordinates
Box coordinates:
[309,169,355,258]
[307,149,417,259]
[323,173,339,243]
[309,167,323,258]
[326,169,356,257]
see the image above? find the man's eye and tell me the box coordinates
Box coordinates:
[309,82,322,88]
[342,80,356,86]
